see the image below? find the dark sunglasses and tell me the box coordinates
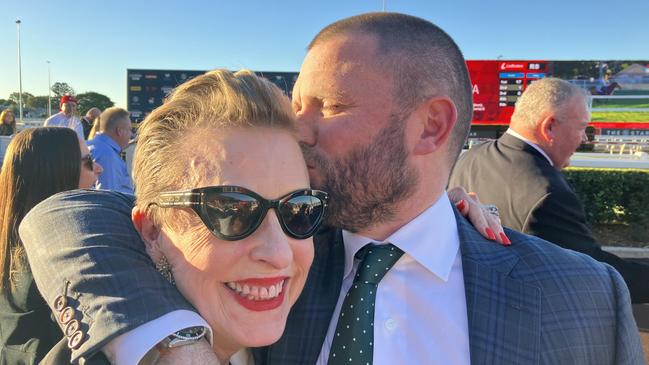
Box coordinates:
[81,154,94,170]
[153,186,329,241]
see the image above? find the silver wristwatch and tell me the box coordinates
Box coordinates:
[159,326,208,348]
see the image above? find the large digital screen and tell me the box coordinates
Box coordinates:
[127,69,298,122]
[468,60,550,126]
[128,61,649,130]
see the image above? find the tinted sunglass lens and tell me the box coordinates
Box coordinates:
[82,155,94,170]
[204,192,262,238]
[279,195,325,237]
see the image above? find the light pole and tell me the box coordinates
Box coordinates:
[47,61,52,117]
[16,19,23,123]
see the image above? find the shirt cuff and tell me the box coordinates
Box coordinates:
[102,310,212,365]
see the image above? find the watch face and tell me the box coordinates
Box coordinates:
[176,326,207,339]
[161,326,208,348]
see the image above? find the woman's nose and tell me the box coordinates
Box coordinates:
[249,211,293,270]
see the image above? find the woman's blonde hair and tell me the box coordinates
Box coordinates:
[133,69,296,226]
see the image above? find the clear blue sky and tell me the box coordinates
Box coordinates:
[2,0,648,108]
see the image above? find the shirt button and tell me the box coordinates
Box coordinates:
[385,319,397,331]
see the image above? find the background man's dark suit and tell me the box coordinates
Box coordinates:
[449,133,649,303]
[19,190,645,364]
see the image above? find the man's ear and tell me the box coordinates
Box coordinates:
[538,115,557,145]
[413,96,458,156]
[132,207,164,262]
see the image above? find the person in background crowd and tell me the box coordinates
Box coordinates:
[0,109,16,136]
[80,107,102,140]
[87,107,134,194]
[43,95,85,140]
[0,127,102,365]
[449,77,649,304]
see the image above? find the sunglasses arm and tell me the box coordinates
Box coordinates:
[156,191,201,208]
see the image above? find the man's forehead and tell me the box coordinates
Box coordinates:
[298,36,388,95]
[308,32,380,63]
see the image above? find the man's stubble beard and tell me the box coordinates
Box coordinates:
[301,114,419,233]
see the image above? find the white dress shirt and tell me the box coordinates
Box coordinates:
[505,128,554,166]
[316,193,471,365]
[43,112,85,140]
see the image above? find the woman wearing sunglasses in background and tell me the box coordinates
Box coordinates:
[0,127,102,365]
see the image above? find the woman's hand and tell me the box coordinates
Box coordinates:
[448,187,511,245]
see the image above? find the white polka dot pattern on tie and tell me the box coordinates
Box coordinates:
[327,243,404,365]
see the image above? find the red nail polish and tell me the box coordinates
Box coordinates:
[485,227,496,241]
[456,199,466,212]
[500,232,512,245]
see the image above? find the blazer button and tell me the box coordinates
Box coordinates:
[53,295,67,312]
[68,330,84,350]
[59,307,75,325]
[65,319,80,337]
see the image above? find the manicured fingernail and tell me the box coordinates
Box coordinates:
[456,199,466,212]
[485,227,496,241]
[500,232,512,245]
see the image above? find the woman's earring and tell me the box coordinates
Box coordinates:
[155,256,175,285]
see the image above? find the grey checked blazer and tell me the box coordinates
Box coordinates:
[19,190,644,364]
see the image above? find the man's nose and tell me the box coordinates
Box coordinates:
[296,112,318,147]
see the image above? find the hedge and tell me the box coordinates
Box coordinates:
[563,167,649,227]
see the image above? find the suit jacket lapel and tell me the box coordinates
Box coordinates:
[457,210,542,364]
[252,227,345,365]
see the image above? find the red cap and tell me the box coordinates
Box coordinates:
[60,95,78,106]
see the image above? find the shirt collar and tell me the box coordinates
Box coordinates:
[342,193,460,282]
[505,128,554,166]
[94,132,122,153]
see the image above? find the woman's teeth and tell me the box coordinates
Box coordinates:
[226,280,285,301]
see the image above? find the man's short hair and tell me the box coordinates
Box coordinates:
[511,77,588,127]
[308,12,473,162]
[86,107,101,118]
[98,107,130,132]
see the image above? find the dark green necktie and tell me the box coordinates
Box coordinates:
[328,243,404,365]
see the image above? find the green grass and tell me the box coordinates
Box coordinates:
[591,112,649,122]
[591,99,649,122]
